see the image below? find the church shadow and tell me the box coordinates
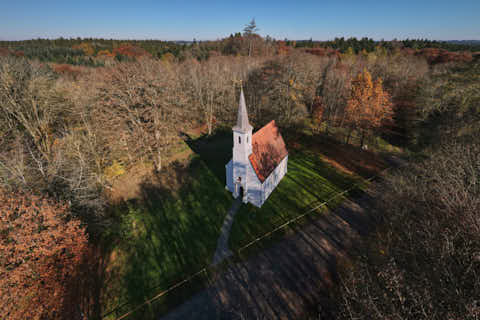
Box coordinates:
[183,128,233,185]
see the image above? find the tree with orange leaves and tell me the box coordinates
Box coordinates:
[0,190,88,320]
[72,42,95,56]
[344,69,393,146]
[312,96,324,133]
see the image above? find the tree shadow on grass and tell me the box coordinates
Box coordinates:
[61,246,106,320]
[286,131,389,178]
[100,157,232,319]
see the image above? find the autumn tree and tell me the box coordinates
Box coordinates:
[96,49,114,57]
[316,58,350,135]
[93,59,191,172]
[0,190,88,319]
[72,42,95,56]
[344,69,393,146]
[312,97,324,133]
[0,57,106,225]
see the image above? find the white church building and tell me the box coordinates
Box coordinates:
[225,89,288,207]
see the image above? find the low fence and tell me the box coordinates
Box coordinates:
[102,164,400,320]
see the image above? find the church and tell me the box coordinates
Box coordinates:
[225,88,288,207]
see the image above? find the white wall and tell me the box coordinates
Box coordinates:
[245,160,263,207]
[227,139,288,208]
[261,155,288,206]
[232,129,252,164]
[225,159,234,193]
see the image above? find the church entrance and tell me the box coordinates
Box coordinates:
[239,186,244,199]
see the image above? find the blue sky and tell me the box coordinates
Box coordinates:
[1,0,479,41]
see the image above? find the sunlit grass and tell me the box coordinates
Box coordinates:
[100,129,378,319]
[229,150,365,251]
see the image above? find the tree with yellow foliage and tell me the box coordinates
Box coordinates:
[72,42,94,56]
[96,49,114,57]
[345,69,393,146]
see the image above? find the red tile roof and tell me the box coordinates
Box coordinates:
[249,120,288,183]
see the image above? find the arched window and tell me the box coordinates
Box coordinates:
[239,136,241,144]
[247,136,249,143]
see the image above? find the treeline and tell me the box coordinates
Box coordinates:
[0,38,187,61]
[296,37,480,52]
[0,36,272,63]
[1,35,479,65]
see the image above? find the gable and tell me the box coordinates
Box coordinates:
[248,120,288,183]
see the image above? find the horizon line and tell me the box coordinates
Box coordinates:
[1,36,479,42]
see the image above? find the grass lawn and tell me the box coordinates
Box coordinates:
[99,128,388,319]
[228,149,366,252]
[101,156,232,318]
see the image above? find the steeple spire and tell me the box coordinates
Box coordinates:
[233,87,253,132]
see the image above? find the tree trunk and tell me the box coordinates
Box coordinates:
[360,130,365,147]
[346,128,353,144]
[155,151,162,172]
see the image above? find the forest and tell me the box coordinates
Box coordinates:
[1,34,479,65]
[1,27,479,319]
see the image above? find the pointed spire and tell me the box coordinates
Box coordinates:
[233,87,253,132]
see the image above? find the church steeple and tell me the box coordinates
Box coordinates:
[233,87,253,132]
[232,87,253,165]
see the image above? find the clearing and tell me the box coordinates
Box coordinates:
[99,128,390,319]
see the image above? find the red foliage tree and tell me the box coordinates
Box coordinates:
[403,48,474,65]
[0,48,10,57]
[0,190,88,320]
[52,63,82,79]
[112,45,151,58]
[276,41,292,55]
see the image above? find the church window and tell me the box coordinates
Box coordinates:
[239,136,241,144]
[247,136,249,143]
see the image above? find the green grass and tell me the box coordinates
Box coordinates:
[228,150,365,252]
[100,128,376,319]
[101,156,231,318]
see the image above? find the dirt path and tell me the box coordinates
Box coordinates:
[212,198,242,265]
[159,188,377,320]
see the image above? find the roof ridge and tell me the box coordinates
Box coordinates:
[252,120,275,137]
[249,120,288,183]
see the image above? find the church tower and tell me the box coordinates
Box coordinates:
[232,87,253,163]
[232,87,253,198]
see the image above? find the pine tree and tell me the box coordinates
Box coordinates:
[243,18,259,56]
